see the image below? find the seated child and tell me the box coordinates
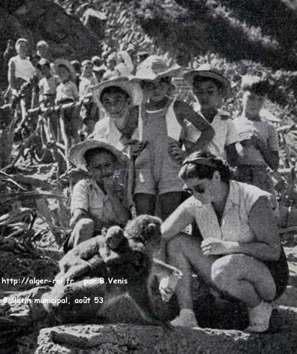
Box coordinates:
[66,140,130,250]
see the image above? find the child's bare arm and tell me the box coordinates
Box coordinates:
[174,101,215,151]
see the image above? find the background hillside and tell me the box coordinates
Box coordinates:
[1,0,297,150]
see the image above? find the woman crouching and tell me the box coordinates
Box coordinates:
[160,151,288,333]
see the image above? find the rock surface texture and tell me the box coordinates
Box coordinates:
[0,0,101,85]
[35,306,297,354]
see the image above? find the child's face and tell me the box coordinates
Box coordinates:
[17,42,29,57]
[242,91,264,117]
[57,65,71,82]
[143,78,170,102]
[38,45,48,58]
[193,80,222,111]
[87,152,115,183]
[101,91,130,118]
[82,63,93,77]
[107,59,116,70]
[40,65,51,77]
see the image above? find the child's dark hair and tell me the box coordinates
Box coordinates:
[37,60,50,70]
[100,86,130,102]
[241,75,269,97]
[193,75,223,91]
[179,151,231,182]
[141,76,172,89]
[58,64,71,73]
[84,147,115,166]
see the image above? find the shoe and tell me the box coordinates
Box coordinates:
[170,309,198,328]
[245,301,273,333]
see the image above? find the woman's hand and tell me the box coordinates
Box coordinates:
[201,238,236,256]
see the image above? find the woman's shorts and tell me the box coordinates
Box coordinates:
[263,246,289,300]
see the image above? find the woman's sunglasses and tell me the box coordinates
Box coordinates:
[184,184,205,195]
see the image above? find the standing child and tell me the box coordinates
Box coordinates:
[233,75,279,195]
[54,59,81,144]
[130,56,214,220]
[91,77,139,150]
[79,60,99,135]
[183,64,239,165]
[38,59,57,105]
[38,58,59,140]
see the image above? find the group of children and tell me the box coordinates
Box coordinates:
[5,37,280,245]
[67,53,280,247]
[6,37,286,333]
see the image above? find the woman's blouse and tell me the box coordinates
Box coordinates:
[177,180,271,242]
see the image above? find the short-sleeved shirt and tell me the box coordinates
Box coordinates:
[71,177,128,226]
[79,75,98,99]
[56,80,79,103]
[183,110,239,159]
[233,115,279,166]
[39,76,58,102]
[9,55,35,83]
[181,180,270,242]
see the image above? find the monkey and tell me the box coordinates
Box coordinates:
[42,215,176,330]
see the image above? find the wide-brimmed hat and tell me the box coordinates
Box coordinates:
[131,55,181,82]
[54,58,76,82]
[91,77,138,105]
[184,64,231,98]
[69,140,128,171]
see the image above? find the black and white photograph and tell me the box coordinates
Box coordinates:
[0,0,297,353]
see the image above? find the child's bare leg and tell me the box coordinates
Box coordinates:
[159,192,183,220]
[134,193,156,216]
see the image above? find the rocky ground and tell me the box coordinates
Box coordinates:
[1,0,297,353]
[0,236,297,353]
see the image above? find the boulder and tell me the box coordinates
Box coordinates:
[35,306,297,354]
[0,0,101,87]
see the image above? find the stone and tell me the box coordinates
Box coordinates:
[35,306,297,354]
[0,0,101,86]
[276,285,297,308]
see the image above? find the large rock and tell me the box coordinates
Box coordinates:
[0,0,101,86]
[35,306,297,354]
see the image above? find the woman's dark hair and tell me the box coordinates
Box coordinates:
[100,86,130,103]
[193,76,223,91]
[179,151,231,182]
[84,147,116,166]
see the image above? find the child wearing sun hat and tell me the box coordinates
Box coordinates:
[128,56,214,220]
[91,77,140,151]
[64,140,130,251]
[183,64,239,165]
